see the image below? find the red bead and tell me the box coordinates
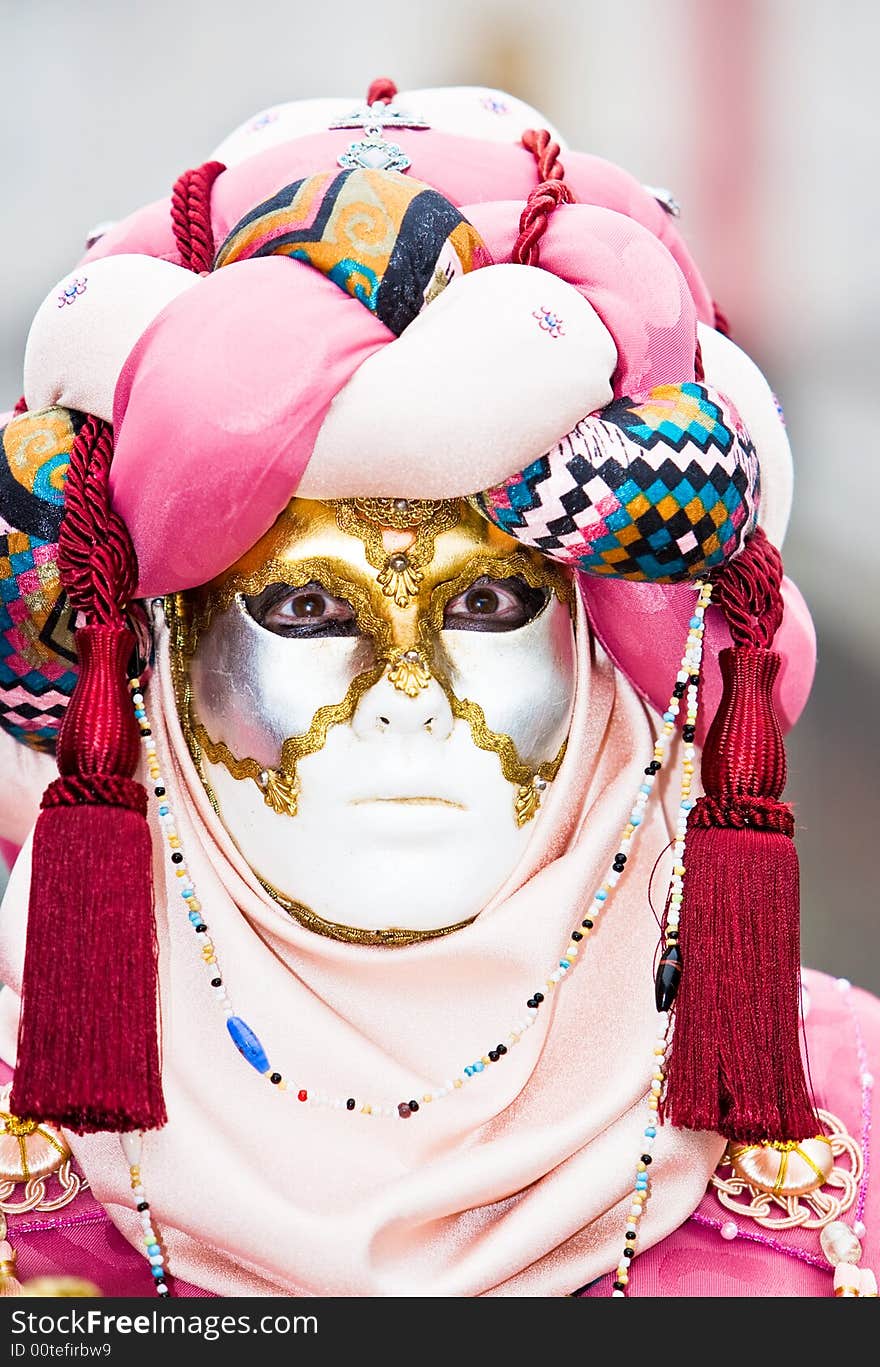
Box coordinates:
[297,1089,308,1102]
[398,1102,412,1119]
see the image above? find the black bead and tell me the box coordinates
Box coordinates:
[534,992,544,1003]
[572,931,583,942]
[526,997,536,1009]
[673,681,686,697]
[408,1100,419,1113]
[154,786,165,797]
[140,728,152,737]
[623,1247,635,1259]
[582,918,594,930]
[666,930,679,941]
[270,1072,282,1085]
[195,923,208,934]
[346,1098,356,1110]
[655,941,683,1012]
[612,1280,625,1291]
[613,861,625,873]
[625,1231,636,1241]
[615,853,627,864]
[136,1201,149,1212]
[497,1044,507,1056]
[171,852,183,864]
[641,1154,652,1165]
[689,673,700,686]
[488,1050,499,1062]
[683,725,696,742]
[210,977,222,988]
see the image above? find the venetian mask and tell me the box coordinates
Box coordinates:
[169,496,578,944]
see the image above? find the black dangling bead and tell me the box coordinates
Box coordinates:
[655,941,683,1012]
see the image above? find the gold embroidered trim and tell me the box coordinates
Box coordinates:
[255,873,477,947]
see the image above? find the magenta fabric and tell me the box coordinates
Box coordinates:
[2,970,875,1297]
[89,123,815,730]
[111,258,390,596]
[465,201,698,394]
[580,969,880,1296]
[82,131,715,326]
[0,838,18,871]
[582,573,816,744]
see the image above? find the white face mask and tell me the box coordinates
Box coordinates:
[174,497,577,943]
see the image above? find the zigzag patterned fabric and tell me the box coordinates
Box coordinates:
[214,167,489,336]
[0,409,79,751]
[471,383,760,582]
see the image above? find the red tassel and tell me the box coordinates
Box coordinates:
[662,645,817,1141]
[11,627,165,1133]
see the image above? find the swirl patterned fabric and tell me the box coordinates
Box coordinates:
[0,410,79,751]
[471,384,760,582]
[214,167,489,336]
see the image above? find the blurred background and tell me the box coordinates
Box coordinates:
[1,0,877,987]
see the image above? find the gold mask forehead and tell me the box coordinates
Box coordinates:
[190,495,573,651]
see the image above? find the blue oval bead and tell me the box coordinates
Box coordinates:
[474,1061,485,1073]
[147,1243,161,1256]
[226,1016,270,1073]
[151,1267,165,1279]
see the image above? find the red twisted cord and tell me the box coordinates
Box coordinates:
[170,160,226,273]
[513,129,574,268]
[366,77,397,105]
[57,415,137,628]
[710,525,785,649]
[690,793,794,834]
[41,773,147,812]
[713,301,731,336]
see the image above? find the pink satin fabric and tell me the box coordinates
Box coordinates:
[0,588,725,1296]
[3,971,875,1297]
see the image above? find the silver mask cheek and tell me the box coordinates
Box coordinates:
[438,593,576,768]
[188,598,375,768]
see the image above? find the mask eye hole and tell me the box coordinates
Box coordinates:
[243,580,360,638]
[442,575,550,633]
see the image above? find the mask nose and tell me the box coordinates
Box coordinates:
[351,669,455,741]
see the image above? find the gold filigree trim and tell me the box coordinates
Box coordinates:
[260,768,300,818]
[421,548,573,786]
[710,1108,861,1230]
[256,873,477,947]
[340,497,449,530]
[330,499,462,608]
[514,780,542,827]
[183,556,393,652]
[387,649,431,696]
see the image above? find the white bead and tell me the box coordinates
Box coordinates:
[630,1204,642,1218]
[720,1221,738,1241]
[149,1254,164,1266]
[120,1132,143,1166]
[853,1220,867,1238]
[835,977,852,993]
[861,1072,874,1089]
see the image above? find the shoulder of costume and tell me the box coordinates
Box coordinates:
[685,967,879,1291]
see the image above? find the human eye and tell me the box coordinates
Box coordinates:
[442,574,550,632]
[243,580,359,638]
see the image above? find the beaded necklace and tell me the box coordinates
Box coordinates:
[119,582,712,1297]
